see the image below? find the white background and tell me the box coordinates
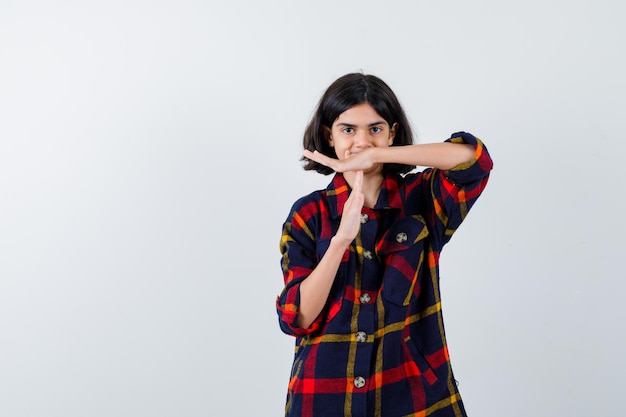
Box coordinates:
[1,1,625,416]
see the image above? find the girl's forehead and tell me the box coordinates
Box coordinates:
[334,103,386,125]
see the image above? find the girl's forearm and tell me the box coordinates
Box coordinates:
[374,143,475,170]
[296,236,351,329]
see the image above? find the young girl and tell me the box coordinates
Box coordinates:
[276,73,493,417]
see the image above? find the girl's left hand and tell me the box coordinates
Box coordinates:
[303,149,376,173]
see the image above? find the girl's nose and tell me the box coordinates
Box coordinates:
[354,131,370,148]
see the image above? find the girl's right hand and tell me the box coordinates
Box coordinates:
[303,148,377,173]
[334,169,365,245]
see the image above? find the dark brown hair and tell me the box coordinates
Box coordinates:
[302,73,414,175]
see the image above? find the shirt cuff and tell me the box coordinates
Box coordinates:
[444,131,493,184]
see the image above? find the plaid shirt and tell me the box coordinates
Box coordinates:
[276,132,493,417]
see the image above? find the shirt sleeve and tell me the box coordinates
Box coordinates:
[406,131,493,249]
[275,198,325,337]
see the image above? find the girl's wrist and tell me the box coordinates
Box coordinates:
[369,147,384,165]
[330,235,352,250]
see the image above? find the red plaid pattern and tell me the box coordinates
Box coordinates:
[277,132,493,416]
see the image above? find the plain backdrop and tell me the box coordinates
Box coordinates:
[1,1,625,416]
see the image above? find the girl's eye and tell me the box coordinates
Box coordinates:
[342,127,354,134]
[371,126,382,134]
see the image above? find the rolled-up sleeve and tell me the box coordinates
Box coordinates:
[408,131,493,248]
[444,131,493,185]
[276,199,324,337]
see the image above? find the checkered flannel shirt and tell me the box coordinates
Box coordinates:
[276,132,493,417]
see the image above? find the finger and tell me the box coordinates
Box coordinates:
[347,172,365,214]
[353,189,364,212]
[346,170,363,200]
[353,170,363,193]
[303,149,337,169]
[302,149,316,160]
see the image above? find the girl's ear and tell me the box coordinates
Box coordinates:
[323,126,334,146]
[388,123,398,145]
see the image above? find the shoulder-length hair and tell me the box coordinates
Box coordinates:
[302,73,414,175]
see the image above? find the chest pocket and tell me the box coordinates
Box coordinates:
[376,215,429,306]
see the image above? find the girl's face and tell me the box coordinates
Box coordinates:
[327,103,397,162]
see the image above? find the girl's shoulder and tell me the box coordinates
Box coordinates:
[287,174,345,219]
[285,187,329,222]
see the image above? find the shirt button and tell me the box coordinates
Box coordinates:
[354,376,366,388]
[363,250,373,260]
[396,232,408,243]
[359,293,371,304]
[356,331,367,343]
[360,213,369,224]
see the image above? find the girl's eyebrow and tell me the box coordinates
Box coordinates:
[336,121,386,127]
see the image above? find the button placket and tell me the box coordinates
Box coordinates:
[353,210,376,398]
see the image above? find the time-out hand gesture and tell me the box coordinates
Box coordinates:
[335,169,365,245]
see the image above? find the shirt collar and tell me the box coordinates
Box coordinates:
[325,172,404,219]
